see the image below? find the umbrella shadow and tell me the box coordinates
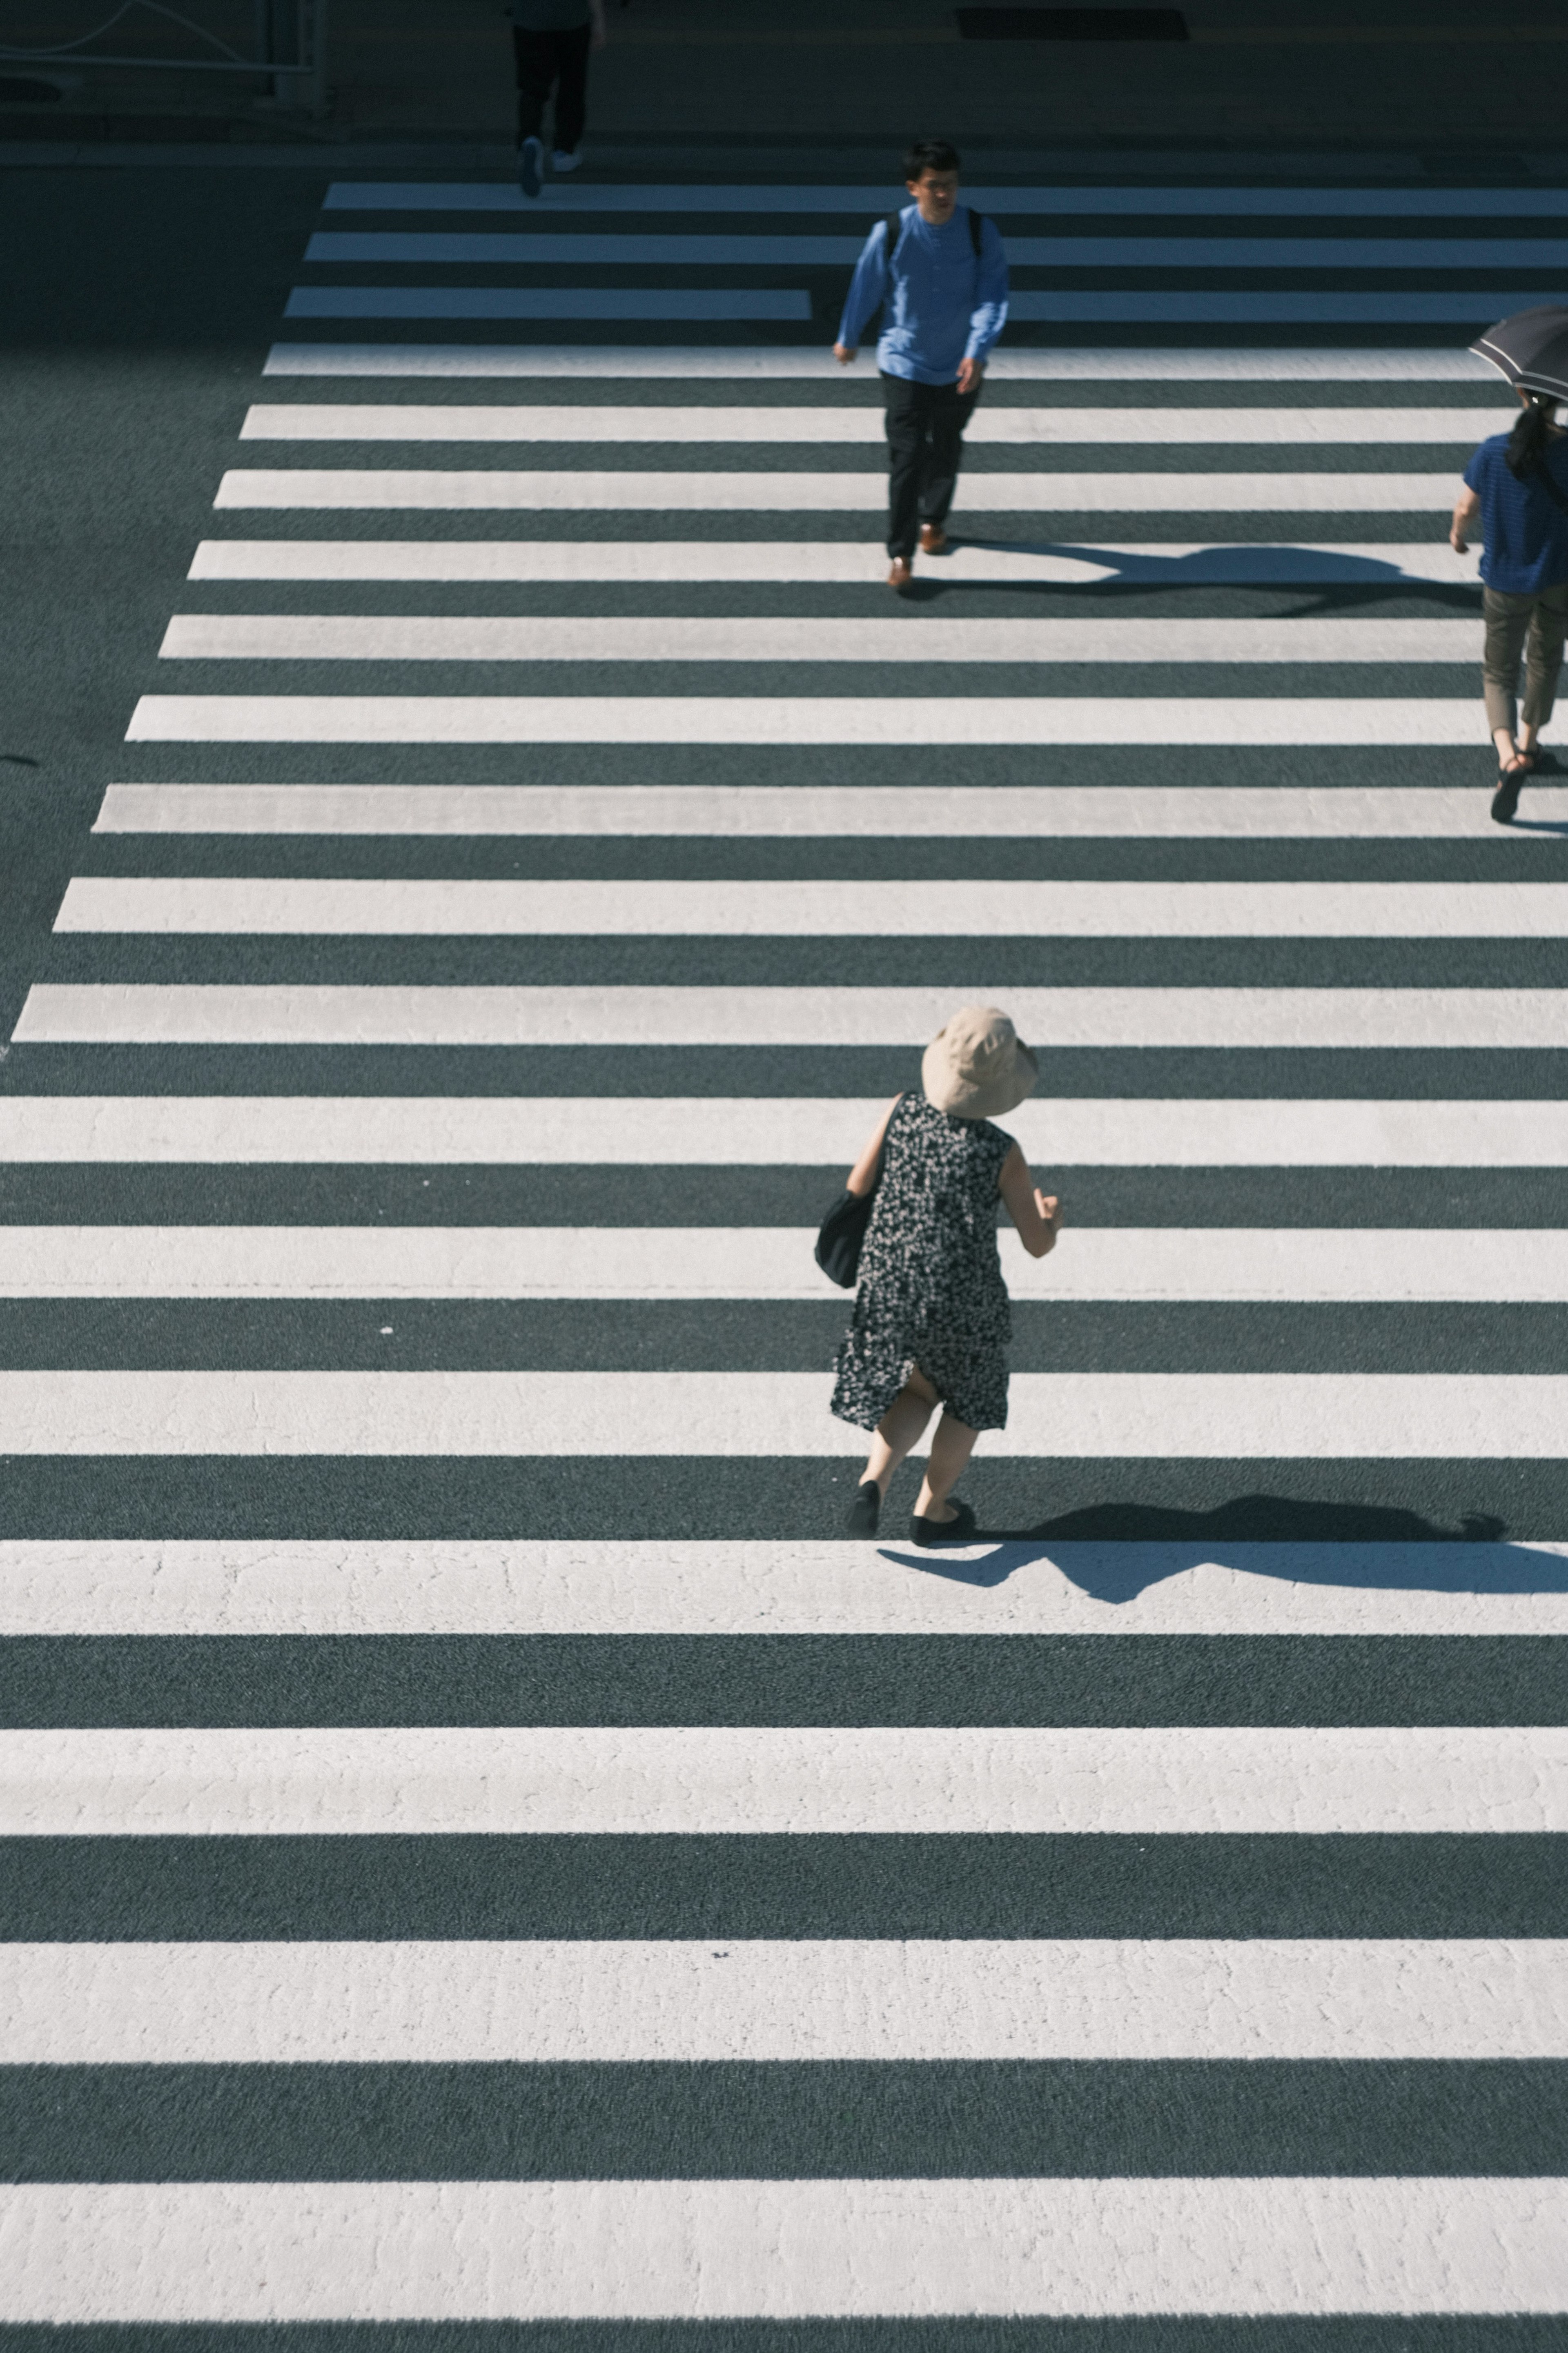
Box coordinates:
[879,1494,1568,1602]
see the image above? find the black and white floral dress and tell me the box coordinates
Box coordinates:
[831,1091,1016,1434]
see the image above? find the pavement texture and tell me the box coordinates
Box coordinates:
[1,0,1568,152]
[2,131,1568,2343]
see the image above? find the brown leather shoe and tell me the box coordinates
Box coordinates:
[919,525,947,555]
[887,557,914,590]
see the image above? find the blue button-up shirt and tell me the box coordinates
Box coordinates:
[1463,431,1568,594]
[836,204,1009,386]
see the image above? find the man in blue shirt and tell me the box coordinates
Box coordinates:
[834,138,1010,591]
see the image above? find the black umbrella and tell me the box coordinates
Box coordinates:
[1471,305,1568,401]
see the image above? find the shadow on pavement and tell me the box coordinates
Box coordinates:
[880,1494,1568,1600]
[914,539,1464,588]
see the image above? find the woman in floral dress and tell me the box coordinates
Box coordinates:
[832,1005,1060,1545]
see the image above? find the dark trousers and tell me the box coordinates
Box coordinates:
[881,370,982,559]
[513,23,590,154]
[1482,580,1568,736]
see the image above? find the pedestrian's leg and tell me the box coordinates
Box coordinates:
[913,1408,980,1521]
[882,374,924,564]
[1519,582,1568,750]
[512,27,553,144]
[1483,586,1535,768]
[552,21,591,157]
[917,379,981,539]
[861,1367,939,1495]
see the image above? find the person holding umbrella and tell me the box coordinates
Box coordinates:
[1454,305,1568,822]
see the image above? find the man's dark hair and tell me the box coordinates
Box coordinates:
[903,138,961,181]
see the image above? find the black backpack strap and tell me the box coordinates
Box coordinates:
[885,207,984,257]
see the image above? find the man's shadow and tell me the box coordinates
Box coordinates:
[880,1493,1568,1601]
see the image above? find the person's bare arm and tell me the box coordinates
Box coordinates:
[1451,484,1481,555]
[589,0,606,46]
[846,1096,901,1197]
[998,1142,1061,1258]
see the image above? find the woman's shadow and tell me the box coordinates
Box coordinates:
[881,1494,1568,1601]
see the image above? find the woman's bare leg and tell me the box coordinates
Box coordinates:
[862,1367,939,1496]
[913,1407,979,1523]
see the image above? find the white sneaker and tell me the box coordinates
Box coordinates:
[552,147,583,174]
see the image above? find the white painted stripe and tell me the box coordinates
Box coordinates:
[2,1725,1564,1835]
[0,1368,1564,1458]
[185,539,1486,586]
[53,878,1568,941]
[97,781,1531,837]
[238,402,1512,445]
[264,341,1499,380]
[2,1095,1566,1170]
[98,782,1537,838]
[5,1537,1566,1639]
[122,697,1499,746]
[5,1225,1565,1303]
[5,2177,1565,2322]
[211,467,1463,510]
[17,985,1561,1048]
[284,287,812,320]
[154,614,1484,665]
[319,181,1568,218]
[300,231,1568,269]
[1007,294,1568,323]
[6,1940,1564,2064]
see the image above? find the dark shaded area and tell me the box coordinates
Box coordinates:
[958,9,1189,38]
[11,1043,1566,1100]
[3,2058,1560,2180]
[1,1455,1565,1541]
[8,1632,1565,1729]
[4,1298,1568,1376]
[38,935,1568,991]
[0,2322,1562,2353]
[67,825,1568,884]
[1,1163,1564,1231]
[6,1833,1563,1941]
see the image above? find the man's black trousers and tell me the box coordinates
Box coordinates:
[513,23,590,153]
[881,370,983,559]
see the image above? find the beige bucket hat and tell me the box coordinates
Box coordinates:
[922,1004,1038,1120]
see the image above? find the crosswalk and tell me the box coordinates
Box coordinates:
[2,173,1568,2335]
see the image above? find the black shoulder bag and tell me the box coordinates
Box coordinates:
[815,1097,903,1289]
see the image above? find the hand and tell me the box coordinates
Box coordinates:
[833,343,857,365]
[1035,1190,1060,1251]
[956,355,984,396]
[1450,528,1468,554]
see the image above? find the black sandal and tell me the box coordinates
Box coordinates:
[847,1480,882,1537]
[910,1498,978,1547]
[1492,758,1529,825]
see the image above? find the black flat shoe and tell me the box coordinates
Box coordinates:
[847,1480,882,1537]
[1492,768,1525,824]
[910,1498,977,1547]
